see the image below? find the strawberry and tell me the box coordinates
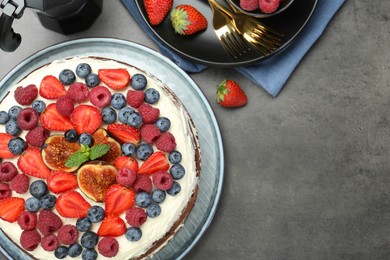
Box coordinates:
[216,80,247,108]
[171,5,208,35]
[107,124,141,145]
[71,105,102,135]
[0,197,25,223]
[17,147,51,178]
[0,133,16,159]
[47,171,78,194]
[138,151,169,175]
[39,75,67,99]
[97,215,126,237]
[56,191,91,218]
[105,184,135,216]
[144,0,173,26]
[40,103,73,132]
[113,156,139,172]
[98,69,130,90]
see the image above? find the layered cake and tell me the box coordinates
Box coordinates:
[0,56,200,259]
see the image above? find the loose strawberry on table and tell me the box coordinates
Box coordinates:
[216,79,248,108]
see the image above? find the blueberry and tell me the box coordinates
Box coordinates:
[151,189,166,204]
[8,105,22,119]
[135,192,152,208]
[170,164,185,180]
[136,143,153,161]
[122,142,136,156]
[59,69,76,85]
[144,88,160,104]
[68,243,83,257]
[85,73,100,88]
[81,231,98,249]
[0,111,9,124]
[25,197,41,212]
[168,150,182,164]
[146,203,161,218]
[55,246,69,259]
[111,93,126,109]
[167,181,181,196]
[5,119,21,136]
[101,107,117,124]
[65,129,79,143]
[78,133,93,147]
[76,217,92,232]
[40,194,57,209]
[82,248,98,260]
[155,117,171,132]
[127,112,142,127]
[131,74,147,90]
[31,100,46,114]
[87,205,105,223]
[8,137,26,155]
[29,180,47,198]
[125,227,142,242]
[118,107,135,124]
[76,63,92,78]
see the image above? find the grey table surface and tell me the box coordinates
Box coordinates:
[1,1,390,259]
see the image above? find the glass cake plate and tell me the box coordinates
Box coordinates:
[0,38,224,259]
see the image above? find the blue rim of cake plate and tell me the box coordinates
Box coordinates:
[0,38,224,260]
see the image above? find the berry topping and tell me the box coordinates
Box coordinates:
[85,73,100,88]
[18,147,51,178]
[133,174,153,193]
[167,181,181,196]
[31,100,46,114]
[259,0,280,13]
[151,189,166,204]
[71,105,102,135]
[40,194,57,210]
[170,163,186,180]
[76,63,92,78]
[118,106,135,124]
[68,243,83,257]
[80,231,99,249]
[101,107,117,124]
[0,133,15,159]
[59,69,76,85]
[64,129,78,143]
[47,171,78,194]
[126,89,145,108]
[136,143,153,161]
[78,132,93,147]
[111,93,127,109]
[98,237,119,257]
[17,211,37,231]
[121,142,136,156]
[0,197,25,223]
[144,88,160,104]
[116,167,137,187]
[41,234,59,251]
[55,95,74,116]
[138,103,160,124]
[89,85,112,108]
[5,119,21,136]
[156,117,171,132]
[168,150,182,164]
[130,74,147,90]
[10,173,29,194]
[155,132,176,153]
[67,82,90,102]
[20,230,41,251]
[40,103,73,132]
[152,170,174,190]
[0,161,18,181]
[0,110,9,124]
[98,68,130,90]
[125,207,147,227]
[29,180,48,198]
[113,156,139,172]
[140,124,161,144]
[76,217,92,232]
[87,205,105,223]
[0,183,11,199]
[37,210,63,235]
[8,136,26,154]
[25,126,50,147]
[146,203,161,218]
[14,84,38,105]
[125,227,142,242]
[135,192,152,208]
[97,215,126,237]
[82,249,98,260]
[8,105,22,120]
[39,75,67,99]
[138,151,169,175]
[107,123,141,145]
[25,197,40,212]
[58,224,79,245]
[105,184,136,216]
[127,111,143,128]
[54,246,68,259]
[56,191,91,218]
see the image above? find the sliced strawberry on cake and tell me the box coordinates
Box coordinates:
[39,75,67,99]
[47,171,78,194]
[56,191,91,218]
[97,215,126,237]
[71,105,102,135]
[40,103,73,132]
[107,124,141,145]
[17,147,51,178]
[105,184,136,216]
[0,133,16,159]
[138,151,169,175]
[113,156,139,172]
[0,197,25,223]
[98,69,130,90]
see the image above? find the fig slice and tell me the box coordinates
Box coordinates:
[92,128,122,164]
[77,162,117,202]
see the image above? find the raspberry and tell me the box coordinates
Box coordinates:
[126,90,145,108]
[20,230,41,251]
[17,211,37,231]
[0,183,11,199]
[0,162,18,182]
[116,167,137,187]
[14,84,38,106]
[90,86,112,108]
[133,175,152,193]
[67,82,90,102]
[10,174,29,194]
[41,234,59,251]
[140,124,160,143]
[57,224,79,245]
[138,103,160,124]
[56,95,74,116]
[125,207,147,227]
[152,170,174,190]
[25,126,50,148]
[98,237,119,258]
[239,0,258,11]
[17,108,39,130]
[37,210,63,235]
[155,132,176,153]
[259,0,280,13]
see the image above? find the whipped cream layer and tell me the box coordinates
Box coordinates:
[0,57,200,260]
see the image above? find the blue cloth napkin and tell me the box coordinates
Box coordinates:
[121,0,344,97]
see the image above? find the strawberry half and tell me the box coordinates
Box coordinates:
[171,5,208,35]
[216,79,248,108]
[71,105,102,135]
[56,191,91,218]
[39,75,67,99]
[107,124,141,145]
[98,69,130,90]
[113,156,139,172]
[17,147,51,178]
[47,171,78,194]
[97,215,126,237]
[0,133,16,159]
[138,151,169,175]
[144,0,173,26]
[105,184,135,216]
[40,103,73,132]
[0,197,25,223]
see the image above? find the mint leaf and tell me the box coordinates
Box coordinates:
[65,150,90,168]
[89,144,110,160]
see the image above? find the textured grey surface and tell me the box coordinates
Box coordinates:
[1,0,390,259]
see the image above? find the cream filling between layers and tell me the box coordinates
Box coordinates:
[0,57,199,260]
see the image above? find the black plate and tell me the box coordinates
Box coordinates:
[136,0,317,67]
